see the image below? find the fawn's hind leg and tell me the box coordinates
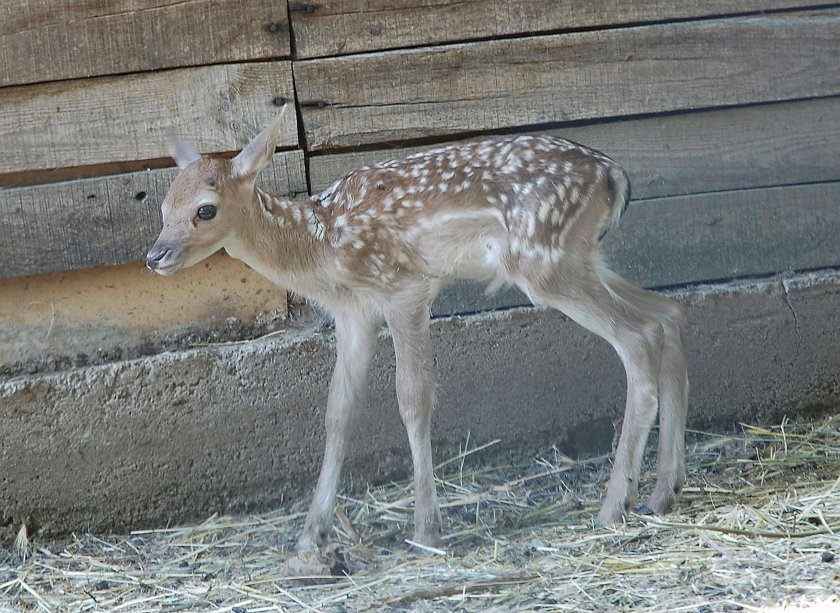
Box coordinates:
[521,258,665,525]
[597,266,688,514]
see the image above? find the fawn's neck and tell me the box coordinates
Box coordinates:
[224,187,334,296]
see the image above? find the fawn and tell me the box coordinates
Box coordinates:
[147,105,688,571]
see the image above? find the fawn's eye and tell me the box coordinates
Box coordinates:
[197,204,217,221]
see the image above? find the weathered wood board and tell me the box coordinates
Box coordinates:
[433,181,840,315]
[0,62,296,177]
[0,0,291,87]
[607,183,840,288]
[291,0,839,58]
[309,98,840,200]
[295,10,840,150]
[0,151,306,278]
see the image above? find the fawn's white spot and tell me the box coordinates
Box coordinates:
[454,179,471,193]
[538,199,551,222]
[306,210,326,240]
[526,215,536,238]
[503,155,522,174]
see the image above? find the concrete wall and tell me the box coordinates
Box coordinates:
[2,270,838,539]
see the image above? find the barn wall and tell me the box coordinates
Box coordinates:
[1,1,839,535]
[2,3,838,346]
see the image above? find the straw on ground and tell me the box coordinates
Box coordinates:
[2,415,839,612]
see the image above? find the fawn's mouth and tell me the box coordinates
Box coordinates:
[150,262,183,276]
[145,243,185,275]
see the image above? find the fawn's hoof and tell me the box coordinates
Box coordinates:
[282,549,334,580]
[408,523,444,549]
[595,499,630,528]
[643,488,678,517]
[283,542,374,581]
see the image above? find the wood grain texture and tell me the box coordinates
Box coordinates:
[0,151,306,278]
[309,97,840,199]
[605,182,840,288]
[0,0,291,87]
[0,62,296,176]
[433,181,840,315]
[295,9,840,150]
[291,0,839,58]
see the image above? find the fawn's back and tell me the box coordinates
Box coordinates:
[284,135,629,293]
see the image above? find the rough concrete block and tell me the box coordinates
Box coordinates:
[2,271,839,538]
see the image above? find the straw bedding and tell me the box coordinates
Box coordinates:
[2,415,839,612]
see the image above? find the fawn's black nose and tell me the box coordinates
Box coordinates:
[145,245,174,270]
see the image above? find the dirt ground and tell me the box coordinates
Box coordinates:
[2,416,839,612]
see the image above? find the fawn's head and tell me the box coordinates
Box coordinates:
[146,108,287,275]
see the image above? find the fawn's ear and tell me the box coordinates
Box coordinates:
[232,105,289,178]
[170,139,202,169]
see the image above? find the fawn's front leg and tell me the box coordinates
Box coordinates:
[297,310,381,552]
[385,301,442,548]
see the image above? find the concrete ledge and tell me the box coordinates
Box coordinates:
[2,270,840,538]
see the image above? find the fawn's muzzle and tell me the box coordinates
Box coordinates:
[145,243,182,272]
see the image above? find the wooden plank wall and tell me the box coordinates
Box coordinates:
[2,1,839,316]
